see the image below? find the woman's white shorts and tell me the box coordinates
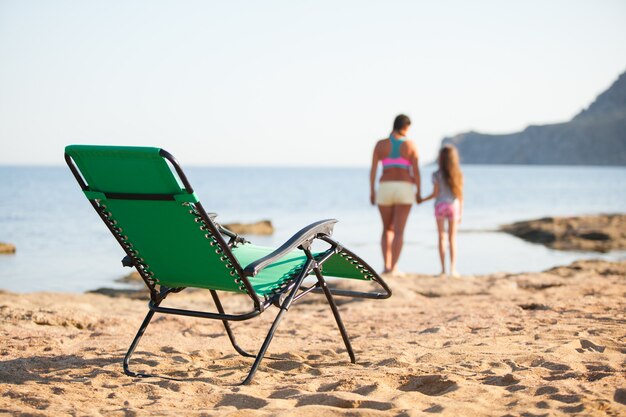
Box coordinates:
[376,181,414,206]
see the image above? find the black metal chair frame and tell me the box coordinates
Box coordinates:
[65,149,392,385]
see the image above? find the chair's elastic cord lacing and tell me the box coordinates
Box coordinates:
[265,263,308,302]
[98,203,158,289]
[337,250,375,280]
[183,202,247,293]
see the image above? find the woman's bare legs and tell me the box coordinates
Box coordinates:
[436,217,446,275]
[448,218,459,277]
[378,204,412,273]
[378,205,394,272]
[390,204,412,272]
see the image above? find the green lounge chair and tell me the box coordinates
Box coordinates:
[64,145,391,384]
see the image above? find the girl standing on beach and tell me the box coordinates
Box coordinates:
[420,145,464,277]
[370,114,421,275]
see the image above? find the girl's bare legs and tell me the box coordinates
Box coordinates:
[378,205,394,272]
[390,204,412,273]
[436,217,446,275]
[448,217,459,277]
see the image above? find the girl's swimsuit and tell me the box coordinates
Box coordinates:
[432,171,460,221]
[435,200,460,220]
[381,135,411,170]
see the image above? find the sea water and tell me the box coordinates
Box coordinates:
[0,165,625,293]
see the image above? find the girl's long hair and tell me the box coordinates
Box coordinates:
[439,145,463,199]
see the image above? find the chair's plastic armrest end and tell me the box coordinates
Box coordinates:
[243,219,338,277]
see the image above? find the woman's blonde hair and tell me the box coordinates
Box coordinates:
[439,145,463,199]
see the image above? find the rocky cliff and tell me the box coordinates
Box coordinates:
[443,71,626,165]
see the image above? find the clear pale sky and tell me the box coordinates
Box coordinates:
[1,0,625,166]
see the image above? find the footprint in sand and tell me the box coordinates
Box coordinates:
[266,360,304,372]
[419,327,440,334]
[216,394,268,410]
[480,373,520,387]
[534,386,558,396]
[398,375,458,396]
[171,355,190,364]
[531,360,578,381]
[268,388,302,399]
[156,380,181,392]
[549,393,581,404]
[376,357,412,368]
[317,379,358,393]
[576,339,606,353]
[29,398,52,410]
[160,346,182,354]
[518,303,551,311]
[584,363,615,381]
[296,393,392,411]
[423,404,444,413]
[615,388,626,405]
[354,383,381,396]
[530,391,585,414]
[504,359,528,372]
[559,404,585,413]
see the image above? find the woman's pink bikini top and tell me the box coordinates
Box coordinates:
[382,135,411,170]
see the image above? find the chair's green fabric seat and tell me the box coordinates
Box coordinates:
[233,245,310,296]
[318,251,374,281]
[234,244,374,296]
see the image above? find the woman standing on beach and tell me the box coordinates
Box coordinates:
[420,145,464,277]
[370,114,421,275]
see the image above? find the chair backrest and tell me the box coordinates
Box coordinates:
[65,145,252,296]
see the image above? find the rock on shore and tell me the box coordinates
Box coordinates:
[222,220,274,235]
[0,242,16,254]
[501,214,626,252]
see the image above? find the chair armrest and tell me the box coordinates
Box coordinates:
[243,219,338,277]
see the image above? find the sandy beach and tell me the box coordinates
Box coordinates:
[1,259,624,416]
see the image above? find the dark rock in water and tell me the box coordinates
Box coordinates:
[88,287,148,299]
[443,70,626,165]
[501,214,626,252]
[222,220,274,235]
[0,242,16,254]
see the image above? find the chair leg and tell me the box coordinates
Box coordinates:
[210,290,255,358]
[240,261,313,385]
[123,307,157,378]
[313,269,356,364]
[240,307,287,385]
